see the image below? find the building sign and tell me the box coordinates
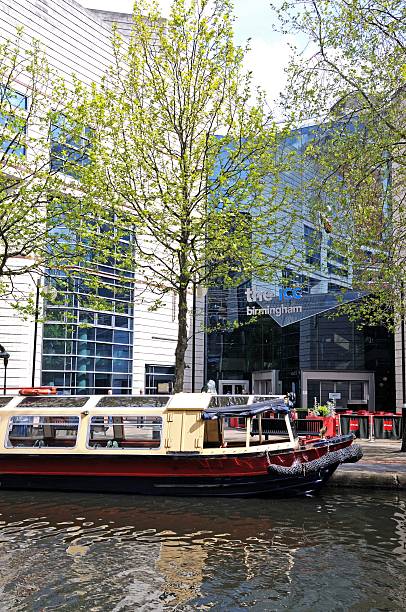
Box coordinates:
[245,287,303,302]
[245,287,365,327]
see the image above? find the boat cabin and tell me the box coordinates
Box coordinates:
[0,393,297,455]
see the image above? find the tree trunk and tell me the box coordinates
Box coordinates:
[174,286,189,393]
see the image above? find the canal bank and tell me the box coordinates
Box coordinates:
[328,440,406,490]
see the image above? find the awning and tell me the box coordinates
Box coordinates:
[201,399,289,420]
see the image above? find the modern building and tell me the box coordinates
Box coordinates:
[207,285,395,411]
[206,126,398,412]
[0,0,204,395]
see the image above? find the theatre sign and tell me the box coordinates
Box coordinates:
[245,287,365,327]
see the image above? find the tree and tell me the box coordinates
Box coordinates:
[272,0,406,329]
[0,31,124,315]
[73,0,299,391]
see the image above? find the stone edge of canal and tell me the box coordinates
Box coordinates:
[328,469,406,490]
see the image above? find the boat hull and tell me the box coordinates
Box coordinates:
[0,469,336,497]
[0,436,359,497]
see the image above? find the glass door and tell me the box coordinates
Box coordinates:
[219,380,249,395]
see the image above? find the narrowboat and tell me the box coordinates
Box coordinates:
[0,393,362,497]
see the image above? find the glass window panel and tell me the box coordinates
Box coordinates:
[98,313,112,327]
[41,372,66,387]
[79,311,94,324]
[43,324,66,339]
[6,416,79,448]
[114,330,130,344]
[42,356,66,370]
[115,288,132,301]
[350,382,364,401]
[114,316,129,329]
[3,88,28,110]
[77,373,93,389]
[335,382,350,408]
[320,381,336,405]
[113,359,130,373]
[88,416,162,449]
[112,375,131,389]
[78,327,95,341]
[77,357,94,371]
[95,358,112,372]
[97,396,170,408]
[19,397,89,408]
[304,225,321,266]
[94,373,112,394]
[77,341,95,356]
[113,345,130,359]
[1,138,25,157]
[95,343,113,357]
[307,380,320,409]
[96,328,113,343]
[98,287,114,299]
[115,302,133,316]
[43,340,68,355]
[45,309,66,322]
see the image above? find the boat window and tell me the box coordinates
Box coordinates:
[88,416,162,449]
[18,397,89,408]
[96,396,170,408]
[6,416,79,448]
[208,396,249,408]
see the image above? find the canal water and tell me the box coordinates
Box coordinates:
[0,490,405,611]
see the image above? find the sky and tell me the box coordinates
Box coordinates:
[80,0,293,108]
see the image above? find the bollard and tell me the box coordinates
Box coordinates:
[401,404,406,452]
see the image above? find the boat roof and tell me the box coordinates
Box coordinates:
[201,399,288,420]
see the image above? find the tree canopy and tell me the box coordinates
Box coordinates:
[273,0,406,328]
[73,0,301,390]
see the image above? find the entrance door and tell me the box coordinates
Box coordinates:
[219,380,249,395]
[306,379,369,409]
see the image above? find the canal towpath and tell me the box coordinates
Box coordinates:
[328,439,406,490]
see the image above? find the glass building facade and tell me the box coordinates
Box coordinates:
[207,286,395,410]
[41,273,134,395]
[41,215,134,395]
[206,124,395,411]
[40,115,135,396]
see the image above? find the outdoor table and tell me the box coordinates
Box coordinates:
[339,412,402,439]
[373,414,402,440]
[339,413,370,438]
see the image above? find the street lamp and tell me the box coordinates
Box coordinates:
[0,344,10,395]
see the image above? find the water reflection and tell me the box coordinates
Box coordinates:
[0,491,405,610]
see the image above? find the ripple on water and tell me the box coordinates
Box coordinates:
[0,491,405,611]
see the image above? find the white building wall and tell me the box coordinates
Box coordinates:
[0,270,37,390]
[0,0,205,394]
[395,324,405,413]
[132,289,204,394]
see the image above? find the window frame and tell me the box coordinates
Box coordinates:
[0,85,28,157]
[86,414,163,451]
[50,114,91,176]
[5,414,80,450]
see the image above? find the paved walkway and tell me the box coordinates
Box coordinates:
[328,439,406,489]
